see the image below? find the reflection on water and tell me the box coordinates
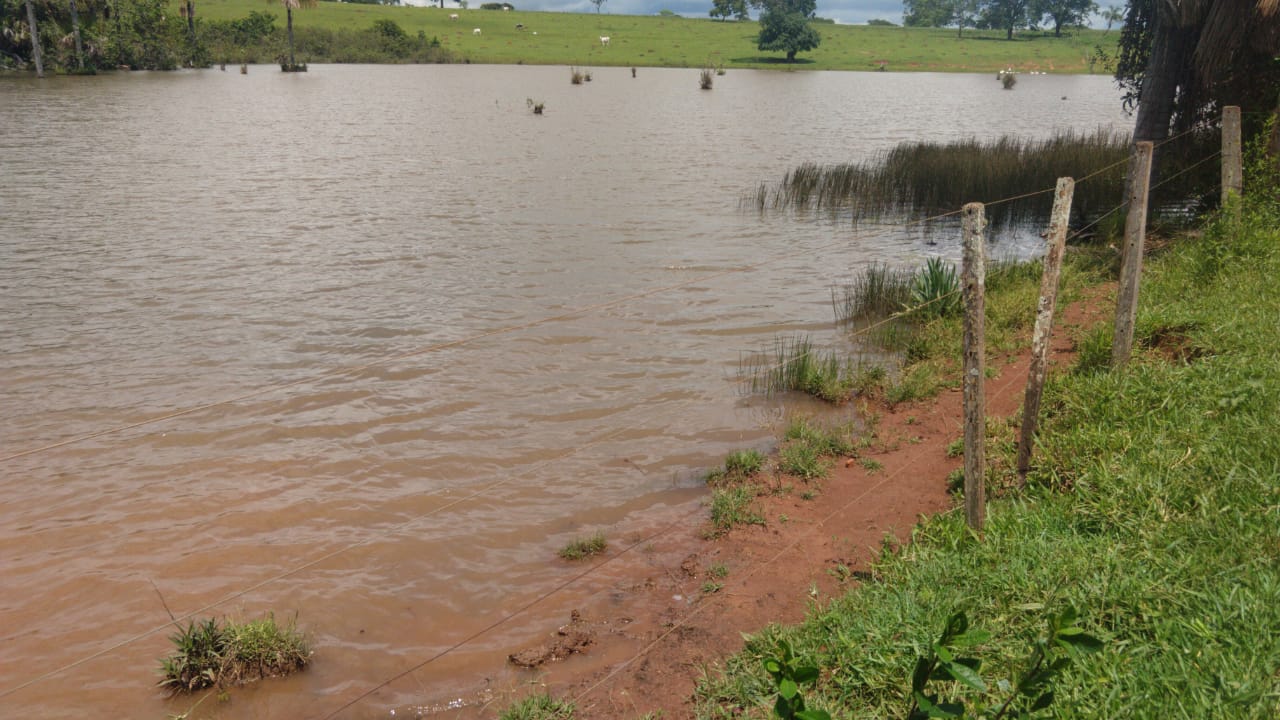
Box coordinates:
[0,65,1128,718]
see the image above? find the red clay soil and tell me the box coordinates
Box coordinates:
[499,285,1114,720]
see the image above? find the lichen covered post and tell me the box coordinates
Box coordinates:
[961,202,987,533]
[1017,177,1074,481]
[1222,105,1242,205]
[1112,141,1154,367]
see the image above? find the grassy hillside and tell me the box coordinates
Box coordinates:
[193,0,1119,72]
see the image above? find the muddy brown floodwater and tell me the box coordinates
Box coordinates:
[0,65,1126,718]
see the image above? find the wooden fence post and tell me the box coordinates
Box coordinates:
[1017,177,1075,481]
[1112,141,1154,367]
[961,202,987,533]
[1222,105,1243,205]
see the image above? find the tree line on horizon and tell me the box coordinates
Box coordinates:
[901,0,1107,39]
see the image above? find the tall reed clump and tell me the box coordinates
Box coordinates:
[570,66,584,84]
[699,65,714,90]
[158,614,310,693]
[753,129,1132,230]
[831,262,915,323]
[832,259,960,326]
[741,335,874,403]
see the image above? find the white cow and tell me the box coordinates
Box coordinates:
[449,12,458,19]
[473,27,482,34]
[599,36,610,46]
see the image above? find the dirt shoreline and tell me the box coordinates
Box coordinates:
[487,288,1112,719]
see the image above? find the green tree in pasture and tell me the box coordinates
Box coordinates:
[1031,0,1096,36]
[272,0,315,69]
[710,0,748,21]
[979,0,1031,39]
[590,0,605,12]
[903,0,954,26]
[903,0,980,36]
[752,0,820,62]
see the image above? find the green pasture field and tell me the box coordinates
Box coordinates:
[190,0,1119,72]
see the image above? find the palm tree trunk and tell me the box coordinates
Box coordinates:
[1132,12,1190,145]
[24,0,43,77]
[69,0,84,69]
[287,6,295,68]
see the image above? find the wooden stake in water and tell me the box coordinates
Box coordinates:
[1112,141,1154,367]
[961,202,987,533]
[1222,105,1243,204]
[1017,177,1075,482]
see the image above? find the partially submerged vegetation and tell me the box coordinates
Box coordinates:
[158,614,309,693]
[753,129,1223,234]
[558,531,608,560]
[694,186,1280,717]
[753,129,1133,229]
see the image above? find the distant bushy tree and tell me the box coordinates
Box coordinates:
[1031,0,1095,36]
[710,0,748,21]
[979,0,1031,39]
[752,0,820,62]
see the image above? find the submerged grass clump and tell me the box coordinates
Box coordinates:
[499,693,575,720]
[558,531,607,560]
[741,335,885,403]
[831,262,915,322]
[707,448,766,484]
[159,614,309,693]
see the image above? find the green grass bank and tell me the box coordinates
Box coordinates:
[190,0,1118,72]
[693,196,1280,716]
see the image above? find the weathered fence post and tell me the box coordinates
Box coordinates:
[961,202,987,533]
[1222,105,1243,205]
[1017,177,1075,482]
[1112,141,1154,367]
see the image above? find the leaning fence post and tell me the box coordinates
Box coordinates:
[1017,177,1075,482]
[961,202,987,533]
[1222,105,1243,205]
[1112,141,1154,367]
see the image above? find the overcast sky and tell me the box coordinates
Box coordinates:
[403,0,1112,27]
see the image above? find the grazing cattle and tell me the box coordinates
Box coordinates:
[473,27,482,34]
[515,23,524,29]
[449,12,458,19]
[599,36,610,46]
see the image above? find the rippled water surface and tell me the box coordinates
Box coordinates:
[0,64,1128,718]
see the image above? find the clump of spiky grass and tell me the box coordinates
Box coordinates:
[908,257,960,319]
[558,531,607,560]
[832,262,916,323]
[707,448,766,485]
[499,693,575,720]
[742,335,877,403]
[775,416,857,481]
[699,65,713,89]
[158,614,309,693]
[569,66,584,84]
[707,484,766,536]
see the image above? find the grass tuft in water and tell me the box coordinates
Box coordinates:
[741,335,884,403]
[499,693,575,720]
[158,614,309,693]
[558,531,607,560]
